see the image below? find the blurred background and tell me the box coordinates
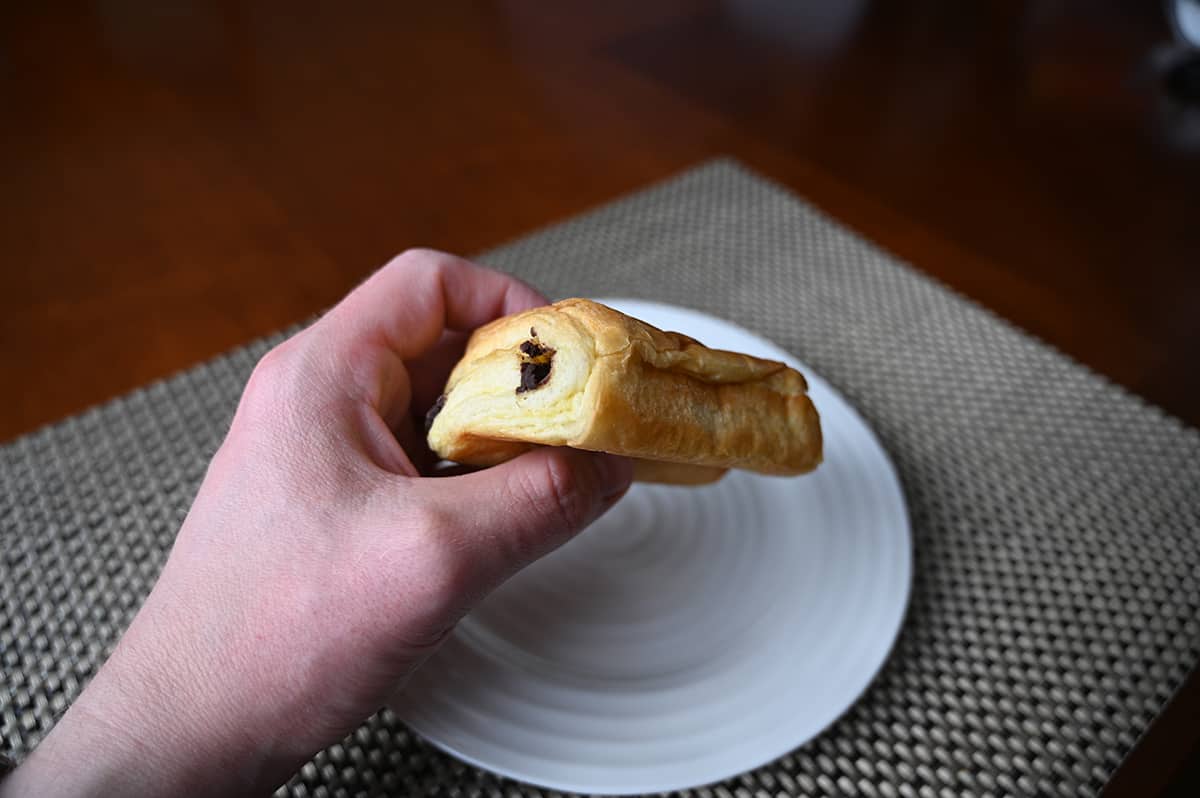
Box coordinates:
[2,1,1198,793]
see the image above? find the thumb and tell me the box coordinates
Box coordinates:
[431,447,633,588]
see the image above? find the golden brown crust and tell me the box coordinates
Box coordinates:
[427,299,822,482]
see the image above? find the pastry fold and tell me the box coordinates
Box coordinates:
[425,299,822,484]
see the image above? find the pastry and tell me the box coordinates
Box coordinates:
[425,299,822,484]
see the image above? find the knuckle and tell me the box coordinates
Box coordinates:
[392,247,446,274]
[251,343,282,373]
[241,344,292,412]
[233,339,320,445]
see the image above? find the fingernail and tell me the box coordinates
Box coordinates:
[596,454,634,502]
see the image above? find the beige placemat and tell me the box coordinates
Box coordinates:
[3,159,1199,797]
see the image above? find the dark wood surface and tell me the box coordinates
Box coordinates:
[2,2,1197,794]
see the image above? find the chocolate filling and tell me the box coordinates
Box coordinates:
[516,338,555,394]
[519,340,548,358]
[424,393,447,433]
[518,360,552,393]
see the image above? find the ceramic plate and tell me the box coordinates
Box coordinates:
[391,299,912,794]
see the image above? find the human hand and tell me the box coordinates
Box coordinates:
[4,250,633,797]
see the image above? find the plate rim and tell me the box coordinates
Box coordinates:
[397,298,914,794]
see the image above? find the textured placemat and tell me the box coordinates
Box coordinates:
[3,159,1199,797]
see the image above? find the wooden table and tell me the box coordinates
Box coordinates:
[2,2,1197,794]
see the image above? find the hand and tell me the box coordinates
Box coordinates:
[4,250,633,797]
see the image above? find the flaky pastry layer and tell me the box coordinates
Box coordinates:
[425,299,822,484]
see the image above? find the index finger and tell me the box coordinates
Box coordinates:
[322,249,548,361]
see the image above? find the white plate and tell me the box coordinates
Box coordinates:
[391,299,912,794]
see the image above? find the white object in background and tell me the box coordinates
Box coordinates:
[391,299,913,795]
[1169,0,1200,47]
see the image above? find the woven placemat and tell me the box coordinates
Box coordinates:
[3,159,1199,797]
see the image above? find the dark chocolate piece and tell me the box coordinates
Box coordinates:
[520,340,548,358]
[516,337,555,394]
[424,394,447,433]
[517,360,552,393]
[530,326,537,337]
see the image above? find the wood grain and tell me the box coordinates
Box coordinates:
[1,2,1196,793]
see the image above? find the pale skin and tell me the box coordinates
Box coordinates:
[3,250,633,797]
